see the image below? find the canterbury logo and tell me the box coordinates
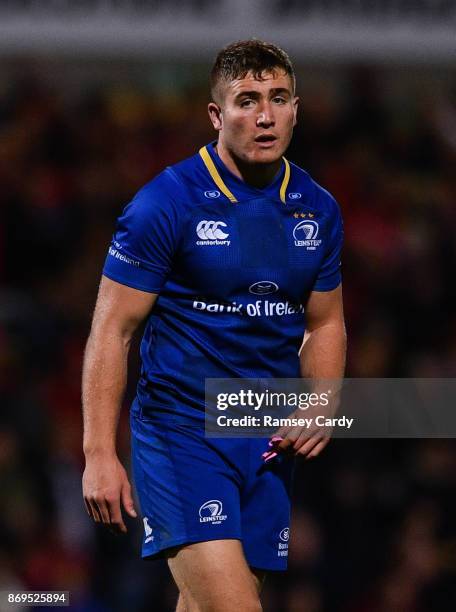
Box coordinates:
[196,220,229,240]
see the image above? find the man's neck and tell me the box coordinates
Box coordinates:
[214,141,282,189]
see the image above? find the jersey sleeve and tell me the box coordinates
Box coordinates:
[103,173,182,293]
[312,192,343,292]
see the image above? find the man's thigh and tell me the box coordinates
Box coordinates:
[131,415,293,572]
[131,416,245,559]
[167,539,263,612]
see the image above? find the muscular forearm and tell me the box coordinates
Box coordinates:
[82,326,131,457]
[271,320,346,458]
[299,321,346,379]
[82,278,154,531]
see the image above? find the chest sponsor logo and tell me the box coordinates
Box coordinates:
[293,220,322,250]
[199,500,227,525]
[196,220,230,246]
[249,281,279,295]
[204,190,221,199]
[278,526,289,557]
[193,299,304,317]
[288,192,302,199]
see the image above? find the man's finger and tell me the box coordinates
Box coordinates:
[89,500,102,523]
[93,498,111,524]
[275,426,288,439]
[83,498,94,519]
[277,427,315,454]
[305,438,330,460]
[107,498,127,534]
[121,482,137,519]
[296,434,324,457]
[293,429,316,452]
[276,437,296,453]
[275,427,303,452]
[292,427,321,452]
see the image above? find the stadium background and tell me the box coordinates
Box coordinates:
[1,2,456,611]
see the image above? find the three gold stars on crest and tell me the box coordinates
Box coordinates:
[293,212,314,219]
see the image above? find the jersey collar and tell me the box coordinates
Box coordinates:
[199,142,291,204]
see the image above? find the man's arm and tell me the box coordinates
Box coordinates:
[275,284,346,458]
[299,284,346,380]
[82,275,157,533]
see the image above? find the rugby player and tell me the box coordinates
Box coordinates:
[82,40,346,612]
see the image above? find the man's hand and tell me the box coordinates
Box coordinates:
[82,453,137,534]
[261,407,332,462]
[275,415,332,460]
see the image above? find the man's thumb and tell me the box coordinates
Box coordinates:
[121,483,137,518]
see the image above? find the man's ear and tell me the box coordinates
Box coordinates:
[208,102,223,131]
[292,96,299,127]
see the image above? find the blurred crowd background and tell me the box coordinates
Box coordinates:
[1,48,456,612]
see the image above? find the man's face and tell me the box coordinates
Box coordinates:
[209,69,299,165]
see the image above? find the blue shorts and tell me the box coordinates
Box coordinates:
[130,410,295,571]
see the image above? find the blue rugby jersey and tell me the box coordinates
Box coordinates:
[103,142,343,421]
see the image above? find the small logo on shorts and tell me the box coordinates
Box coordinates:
[278,527,289,557]
[279,527,290,542]
[143,517,154,543]
[199,500,227,525]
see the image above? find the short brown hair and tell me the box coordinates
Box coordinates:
[210,39,295,103]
